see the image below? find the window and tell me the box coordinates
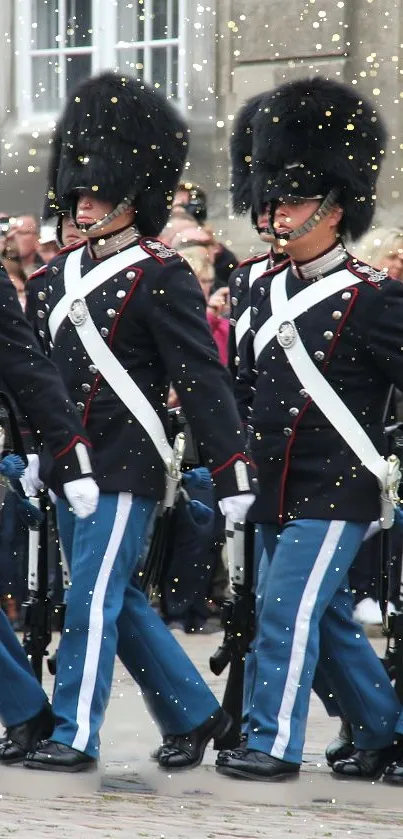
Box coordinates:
[15,0,186,123]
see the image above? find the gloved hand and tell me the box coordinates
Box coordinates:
[218,493,255,523]
[63,477,99,519]
[20,453,44,498]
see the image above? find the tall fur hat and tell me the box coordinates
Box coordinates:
[56,71,189,236]
[42,120,69,220]
[251,76,387,240]
[230,92,265,216]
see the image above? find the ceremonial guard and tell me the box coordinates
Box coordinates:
[24,72,255,773]
[228,91,344,746]
[0,260,98,763]
[216,76,403,783]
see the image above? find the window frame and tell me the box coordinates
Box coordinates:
[15,0,187,129]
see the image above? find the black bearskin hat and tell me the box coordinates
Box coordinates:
[56,71,189,236]
[42,120,69,220]
[230,92,265,215]
[251,76,387,240]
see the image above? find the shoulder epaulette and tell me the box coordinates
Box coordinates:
[346,257,389,286]
[140,237,178,264]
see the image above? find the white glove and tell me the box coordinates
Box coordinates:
[218,493,255,523]
[63,477,99,519]
[21,453,44,497]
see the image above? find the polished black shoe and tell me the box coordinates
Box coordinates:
[24,740,97,773]
[157,708,232,770]
[332,742,402,780]
[216,749,300,781]
[0,703,54,765]
[216,734,248,766]
[383,756,403,784]
[325,719,354,766]
[150,735,175,761]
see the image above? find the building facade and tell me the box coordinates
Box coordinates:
[0,0,402,256]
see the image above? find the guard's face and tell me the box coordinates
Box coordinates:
[76,194,115,227]
[272,198,321,240]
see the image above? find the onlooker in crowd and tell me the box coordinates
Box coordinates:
[2,258,27,311]
[6,215,44,278]
[37,222,60,263]
[172,182,239,286]
[353,226,403,281]
[176,242,230,365]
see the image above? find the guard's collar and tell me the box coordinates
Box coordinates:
[291,241,347,281]
[89,225,140,259]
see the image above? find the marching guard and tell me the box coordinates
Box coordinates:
[228,91,345,747]
[0,262,98,763]
[217,76,403,782]
[24,71,255,773]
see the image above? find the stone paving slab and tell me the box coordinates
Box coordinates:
[0,631,402,838]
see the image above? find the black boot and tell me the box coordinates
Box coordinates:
[0,702,54,765]
[24,740,97,773]
[325,719,354,766]
[150,735,175,761]
[216,749,300,781]
[332,741,402,780]
[383,752,403,784]
[157,708,232,770]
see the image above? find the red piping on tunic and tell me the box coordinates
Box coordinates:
[277,286,359,524]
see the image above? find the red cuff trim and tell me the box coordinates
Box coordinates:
[54,435,92,460]
[212,452,250,477]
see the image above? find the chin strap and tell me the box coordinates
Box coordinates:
[74,195,135,234]
[266,188,339,242]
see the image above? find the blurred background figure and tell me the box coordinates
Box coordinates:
[0,214,11,257]
[171,182,239,287]
[6,215,44,278]
[1,257,27,311]
[37,221,59,263]
[353,227,403,281]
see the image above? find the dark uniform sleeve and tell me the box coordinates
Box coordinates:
[145,258,256,499]
[366,280,403,391]
[0,267,93,483]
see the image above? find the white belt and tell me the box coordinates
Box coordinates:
[254,268,360,361]
[269,270,399,528]
[50,246,174,468]
[235,259,270,349]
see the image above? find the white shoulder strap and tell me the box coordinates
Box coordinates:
[49,244,146,341]
[254,268,361,362]
[269,270,388,491]
[50,246,173,469]
[234,258,270,349]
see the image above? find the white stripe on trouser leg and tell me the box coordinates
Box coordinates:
[271,520,346,760]
[72,493,133,752]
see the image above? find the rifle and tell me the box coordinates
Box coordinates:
[140,431,186,595]
[380,418,403,700]
[20,494,53,683]
[210,519,255,749]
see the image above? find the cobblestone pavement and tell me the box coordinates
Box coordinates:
[0,632,402,838]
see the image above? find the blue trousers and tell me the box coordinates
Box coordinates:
[53,494,220,758]
[0,609,47,727]
[246,520,401,764]
[242,530,340,734]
